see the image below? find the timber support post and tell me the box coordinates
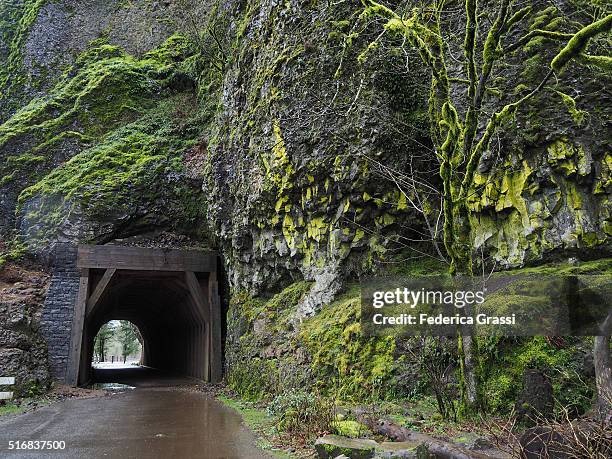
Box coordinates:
[208,271,223,383]
[66,269,89,387]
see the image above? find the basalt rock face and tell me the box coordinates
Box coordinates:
[0,0,178,122]
[0,265,51,397]
[467,49,612,268]
[0,1,610,301]
[204,0,430,300]
[0,1,209,258]
[204,0,611,301]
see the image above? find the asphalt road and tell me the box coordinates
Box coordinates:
[0,367,271,459]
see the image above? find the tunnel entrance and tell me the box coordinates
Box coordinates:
[92,320,143,365]
[66,245,222,387]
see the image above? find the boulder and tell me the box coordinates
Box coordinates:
[377,441,421,458]
[519,426,571,459]
[315,436,437,459]
[315,435,379,459]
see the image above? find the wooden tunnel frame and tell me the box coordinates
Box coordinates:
[66,245,222,386]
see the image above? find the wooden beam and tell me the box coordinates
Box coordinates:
[77,245,217,272]
[204,322,210,381]
[66,269,89,386]
[185,272,208,324]
[185,272,208,381]
[208,271,223,383]
[86,268,116,318]
[107,270,184,280]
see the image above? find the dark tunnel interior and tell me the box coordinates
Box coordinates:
[80,269,215,384]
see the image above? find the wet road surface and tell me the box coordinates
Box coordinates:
[0,367,271,459]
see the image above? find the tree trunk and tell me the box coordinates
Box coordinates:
[355,411,491,459]
[451,202,481,412]
[594,310,612,420]
[461,334,479,407]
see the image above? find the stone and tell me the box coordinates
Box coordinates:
[296,265,343,318]
[519,427,571,459]
[515,369,554,423]
[453,433,495,451]
[377,441,420,458]
[315,435,379,459]
[467,437,494,451]
[40,244,80,380]
[253,318,268,336]
[0,265,51,397]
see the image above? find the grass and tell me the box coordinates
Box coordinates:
[217,395,294,458]
[0,402,26,417]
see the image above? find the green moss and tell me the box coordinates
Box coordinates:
[506,258,612,276]
[469,134,609,265]
[299,286,398,400]
[0,37,192,190]
[331,420,372,438]
[530,7,558,31]
[0,237,28,267]
[267,281,313,312]
[521,53,544,81]
[0,32,212,248]
[483,337,594,415]
[16,91,207,248]
[144,33,194,64]
[593,153,612,194]
[0,0,47,112]
[226,282,314,400]
[551,13,612,73]
[226,355,279,401]
[553,90,586,125]
[495,161,531,222]
[546,138,588,177]
[578,54,612,72]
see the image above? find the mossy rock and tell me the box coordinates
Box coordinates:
[332,420,372,438]
[314,435,379,459]
[299,286,398,400]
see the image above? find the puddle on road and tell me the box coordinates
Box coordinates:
[90,383,136,392]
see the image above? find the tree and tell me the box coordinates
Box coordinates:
[94,323,113,363]
[594,310,612,420]
[118,321,140,363]
[171,0,230,81]
[358,0,611,414]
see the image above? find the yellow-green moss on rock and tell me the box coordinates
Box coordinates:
[299,286,398,400]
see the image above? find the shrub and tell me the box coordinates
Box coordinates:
[266,389,334,439]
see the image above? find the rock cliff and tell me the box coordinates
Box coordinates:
[1,1,608,292]
[0,0,609,412]
[0,264,50,397]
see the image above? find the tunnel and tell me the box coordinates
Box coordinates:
[66,245,223,387]
[92,320,143,364]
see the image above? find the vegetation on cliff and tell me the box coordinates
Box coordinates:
[1,34,211,250]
